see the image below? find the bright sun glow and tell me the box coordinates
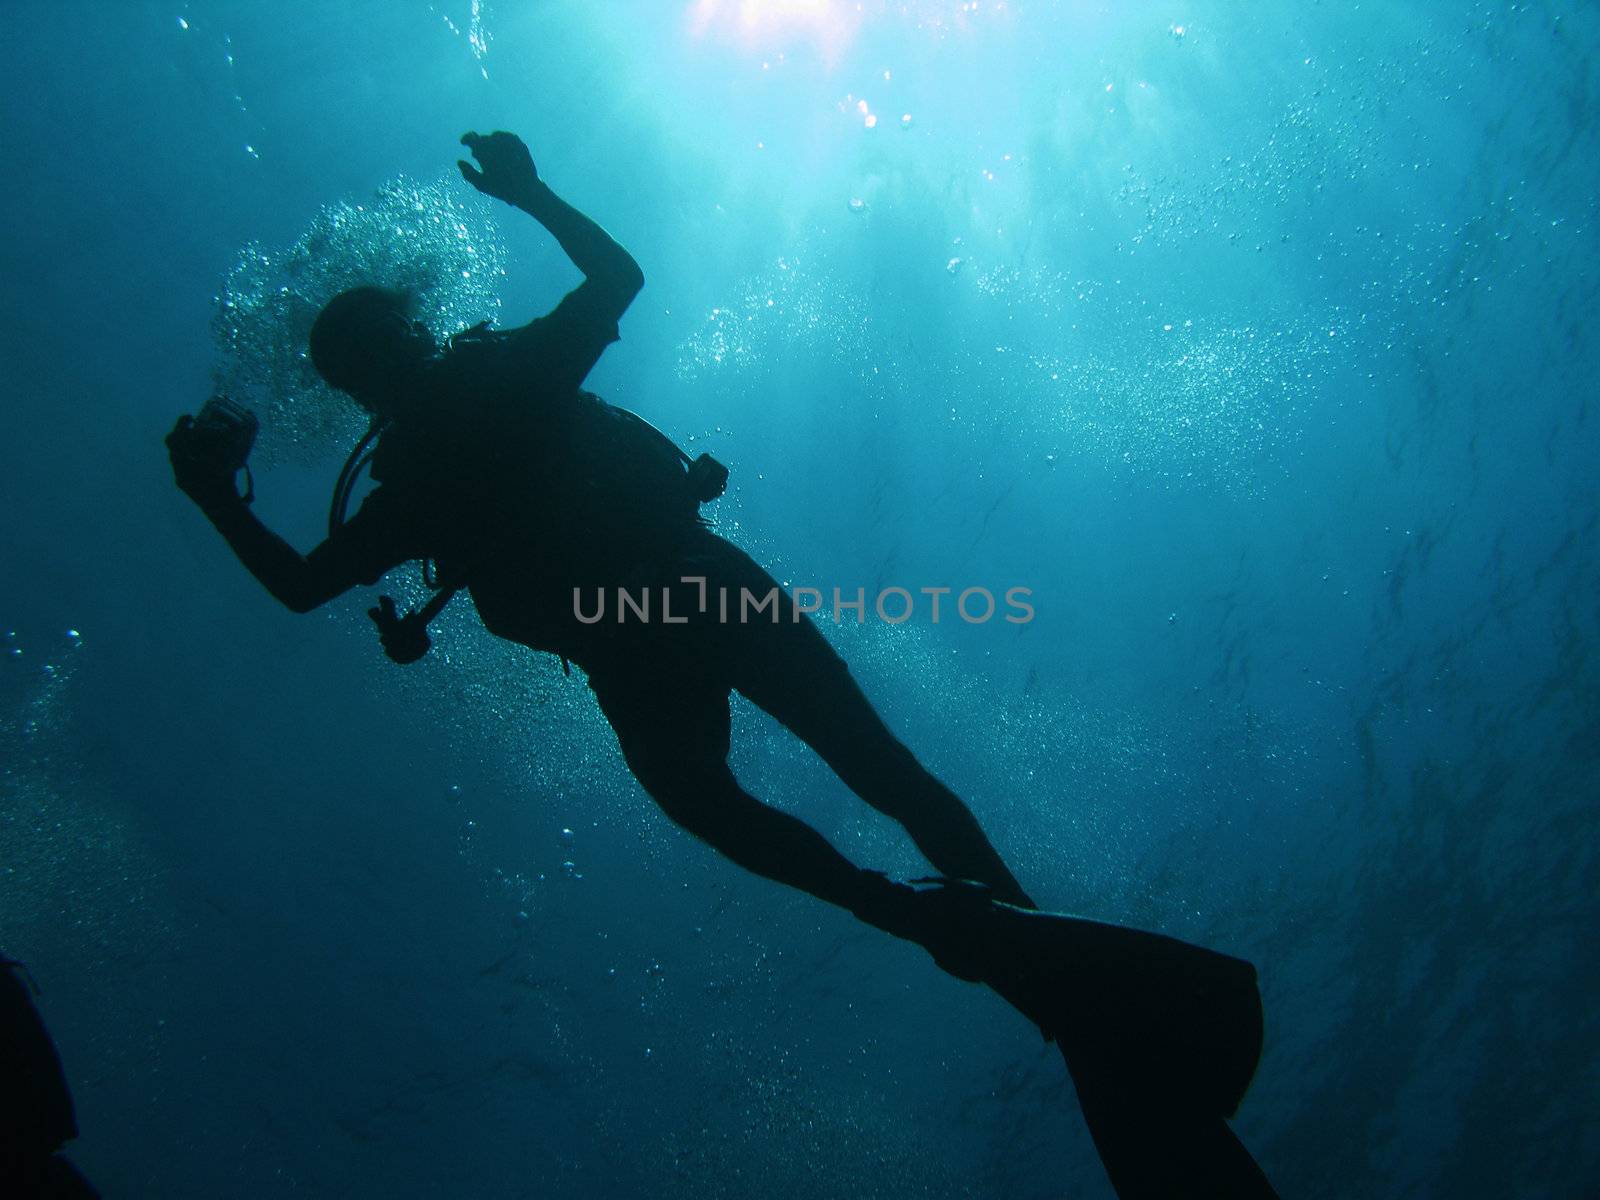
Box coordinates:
[686,0,865,62]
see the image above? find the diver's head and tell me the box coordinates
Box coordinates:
[309,286,437,413]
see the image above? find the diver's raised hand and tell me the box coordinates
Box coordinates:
[461,128,643,307]
[457,131,539,207]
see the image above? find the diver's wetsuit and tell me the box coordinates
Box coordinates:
[199,277,1032,914]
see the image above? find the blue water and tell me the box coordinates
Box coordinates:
[3,3,1596,1196]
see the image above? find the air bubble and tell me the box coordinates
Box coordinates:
[211,173,506,463]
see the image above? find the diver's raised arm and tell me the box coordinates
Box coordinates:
[458,130,644,316]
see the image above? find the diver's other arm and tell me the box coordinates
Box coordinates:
[457,130,644,313]
[174,491,350,615]
[195,501,352,614]
[166,407,359,614]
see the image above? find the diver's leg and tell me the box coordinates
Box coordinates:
[588,651,1036,993]
[589,669,882,914]
[703,548,1034,907]
[593,673,1025,986]
[740,638,1034,908]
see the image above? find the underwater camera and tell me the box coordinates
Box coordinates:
[191,396,260,473]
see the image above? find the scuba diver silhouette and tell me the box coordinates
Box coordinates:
[168,132,1276,1198]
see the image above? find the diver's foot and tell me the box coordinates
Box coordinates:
[902,876,1001,981]
[850,872,981,975]
[850,873,1059,1039]
[852,874,1020,978]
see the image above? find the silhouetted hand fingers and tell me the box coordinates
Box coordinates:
[456,130,536,202]
[458,132,491,193]
[369,595,400,628]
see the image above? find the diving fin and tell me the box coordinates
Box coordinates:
[983,903,1264,1117]
[1072,1088,1279,1199]
[1021,912,1278,1196]
[907,881,1276,1197]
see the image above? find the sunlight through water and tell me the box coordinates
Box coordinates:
[687,0,866,62]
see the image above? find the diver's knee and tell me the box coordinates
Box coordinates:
[631,759,741,831]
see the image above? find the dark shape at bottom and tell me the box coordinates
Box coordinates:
[1,957,100,1199]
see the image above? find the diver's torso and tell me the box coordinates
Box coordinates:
[374,338,703,659]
